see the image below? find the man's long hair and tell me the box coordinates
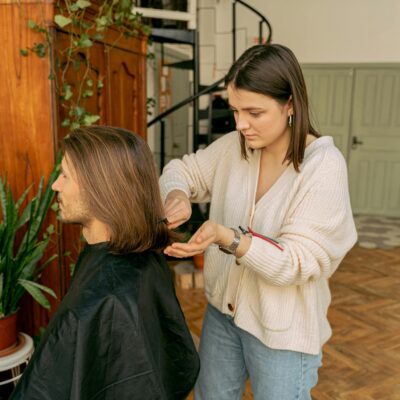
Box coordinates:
[63,126,172,254]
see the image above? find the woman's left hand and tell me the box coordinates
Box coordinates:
[164,220,225,258]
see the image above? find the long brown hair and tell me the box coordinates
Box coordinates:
[225,43,319,171]
[63,126,172,254]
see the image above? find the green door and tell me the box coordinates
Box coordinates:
[302,67,353,158]
[348,68,400,217]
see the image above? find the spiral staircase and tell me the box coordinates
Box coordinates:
[134,0,272,168]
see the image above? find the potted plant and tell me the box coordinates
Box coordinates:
[0,163,59,352]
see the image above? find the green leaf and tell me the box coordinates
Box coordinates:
[70,263,76,276]
[95,16,110,31]
[61,118,70,127]
[27,19,37,29]
[83,114,100,126]
[0,178,7,221]
[51,202,59,211]
[73,106,85,118]
[32,43,47,58]
[69,3,79,12]
[71,122,81,130]
[76,0,91,9]
[82,89,93,98]
[20,280,56,299]
[93,33,104,41]
[86,79,93,87]
[63,84,73,100]
[97,80,104,90]
[54,15,72,28]
[77,34,93,48]
[119,0,132,11]
[20,49,29,57]
[18,280,56,310]
[32,254,58,278]
[16,186,35,230]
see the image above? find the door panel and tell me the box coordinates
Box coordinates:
[55,32,107,140]
[302,67,353,157]
[348,68,400,217]
[106,47,146,138]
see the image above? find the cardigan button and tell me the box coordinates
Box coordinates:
[227,303,234,312]
[235,260,240,265]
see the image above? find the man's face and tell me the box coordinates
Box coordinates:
[52,156,91,225]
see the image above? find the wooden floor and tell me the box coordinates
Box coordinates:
[176,245,400,400]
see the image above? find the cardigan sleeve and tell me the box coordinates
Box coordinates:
[238,148,358,287]
[159,132,237,203]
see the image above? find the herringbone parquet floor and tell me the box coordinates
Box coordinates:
[176,245,400,400]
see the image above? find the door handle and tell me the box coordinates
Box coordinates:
[352,136,364,149]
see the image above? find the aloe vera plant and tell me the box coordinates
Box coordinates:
[0,162,60,318]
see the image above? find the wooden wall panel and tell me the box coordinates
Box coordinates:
[0,2,56,193]
[0,2,62,336]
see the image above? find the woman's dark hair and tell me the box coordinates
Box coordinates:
[225,43,319,171]
[63,126,175,254]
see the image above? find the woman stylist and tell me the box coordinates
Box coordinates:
[160,44,357,400]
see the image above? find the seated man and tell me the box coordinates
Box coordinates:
[12,126,200,400]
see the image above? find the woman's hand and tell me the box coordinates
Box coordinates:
[164,220,233,258]
[164,190,192,229]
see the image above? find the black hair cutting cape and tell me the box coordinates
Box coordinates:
[11,243,200,400]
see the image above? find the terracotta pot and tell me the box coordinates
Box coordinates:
[193,252,204,269]
[0,311,18,351]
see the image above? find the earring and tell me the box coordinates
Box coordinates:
[288,114,293,127]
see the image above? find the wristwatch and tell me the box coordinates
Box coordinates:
[218,228,241,255]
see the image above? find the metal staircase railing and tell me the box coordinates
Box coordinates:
[232,0,272,61]
[145,0,273,171]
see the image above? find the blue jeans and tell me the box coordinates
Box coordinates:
[195,304,322,400]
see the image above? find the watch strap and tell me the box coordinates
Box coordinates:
[218,228,241,255]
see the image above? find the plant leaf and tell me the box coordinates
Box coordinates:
[76,0,91,9]
[18,280,54,310]
[63,84,73,101]
[54,15,72,28]
[0,177,7,221]
[27,19,37,29]
[61,118,70,127]
[79,38,93,48]
[83,114,100,126]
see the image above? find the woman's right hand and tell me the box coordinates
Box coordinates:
[164,190,192,229]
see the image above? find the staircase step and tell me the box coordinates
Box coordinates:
[197,134,210,145]
[150,28,196,45]
[198,108,232,120]
[198,109,209,120]
[199,84,226,94]
[165,60,194,70]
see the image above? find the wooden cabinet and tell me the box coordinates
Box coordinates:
[0,1,147,335]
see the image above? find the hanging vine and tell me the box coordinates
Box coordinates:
[20,0,151,130]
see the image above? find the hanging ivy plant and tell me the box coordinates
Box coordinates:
[20,0,151,130]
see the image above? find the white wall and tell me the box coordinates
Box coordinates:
[198,0,400,84]
[252,0,400,63]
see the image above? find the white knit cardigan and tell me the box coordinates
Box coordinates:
[160,132,357,355]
